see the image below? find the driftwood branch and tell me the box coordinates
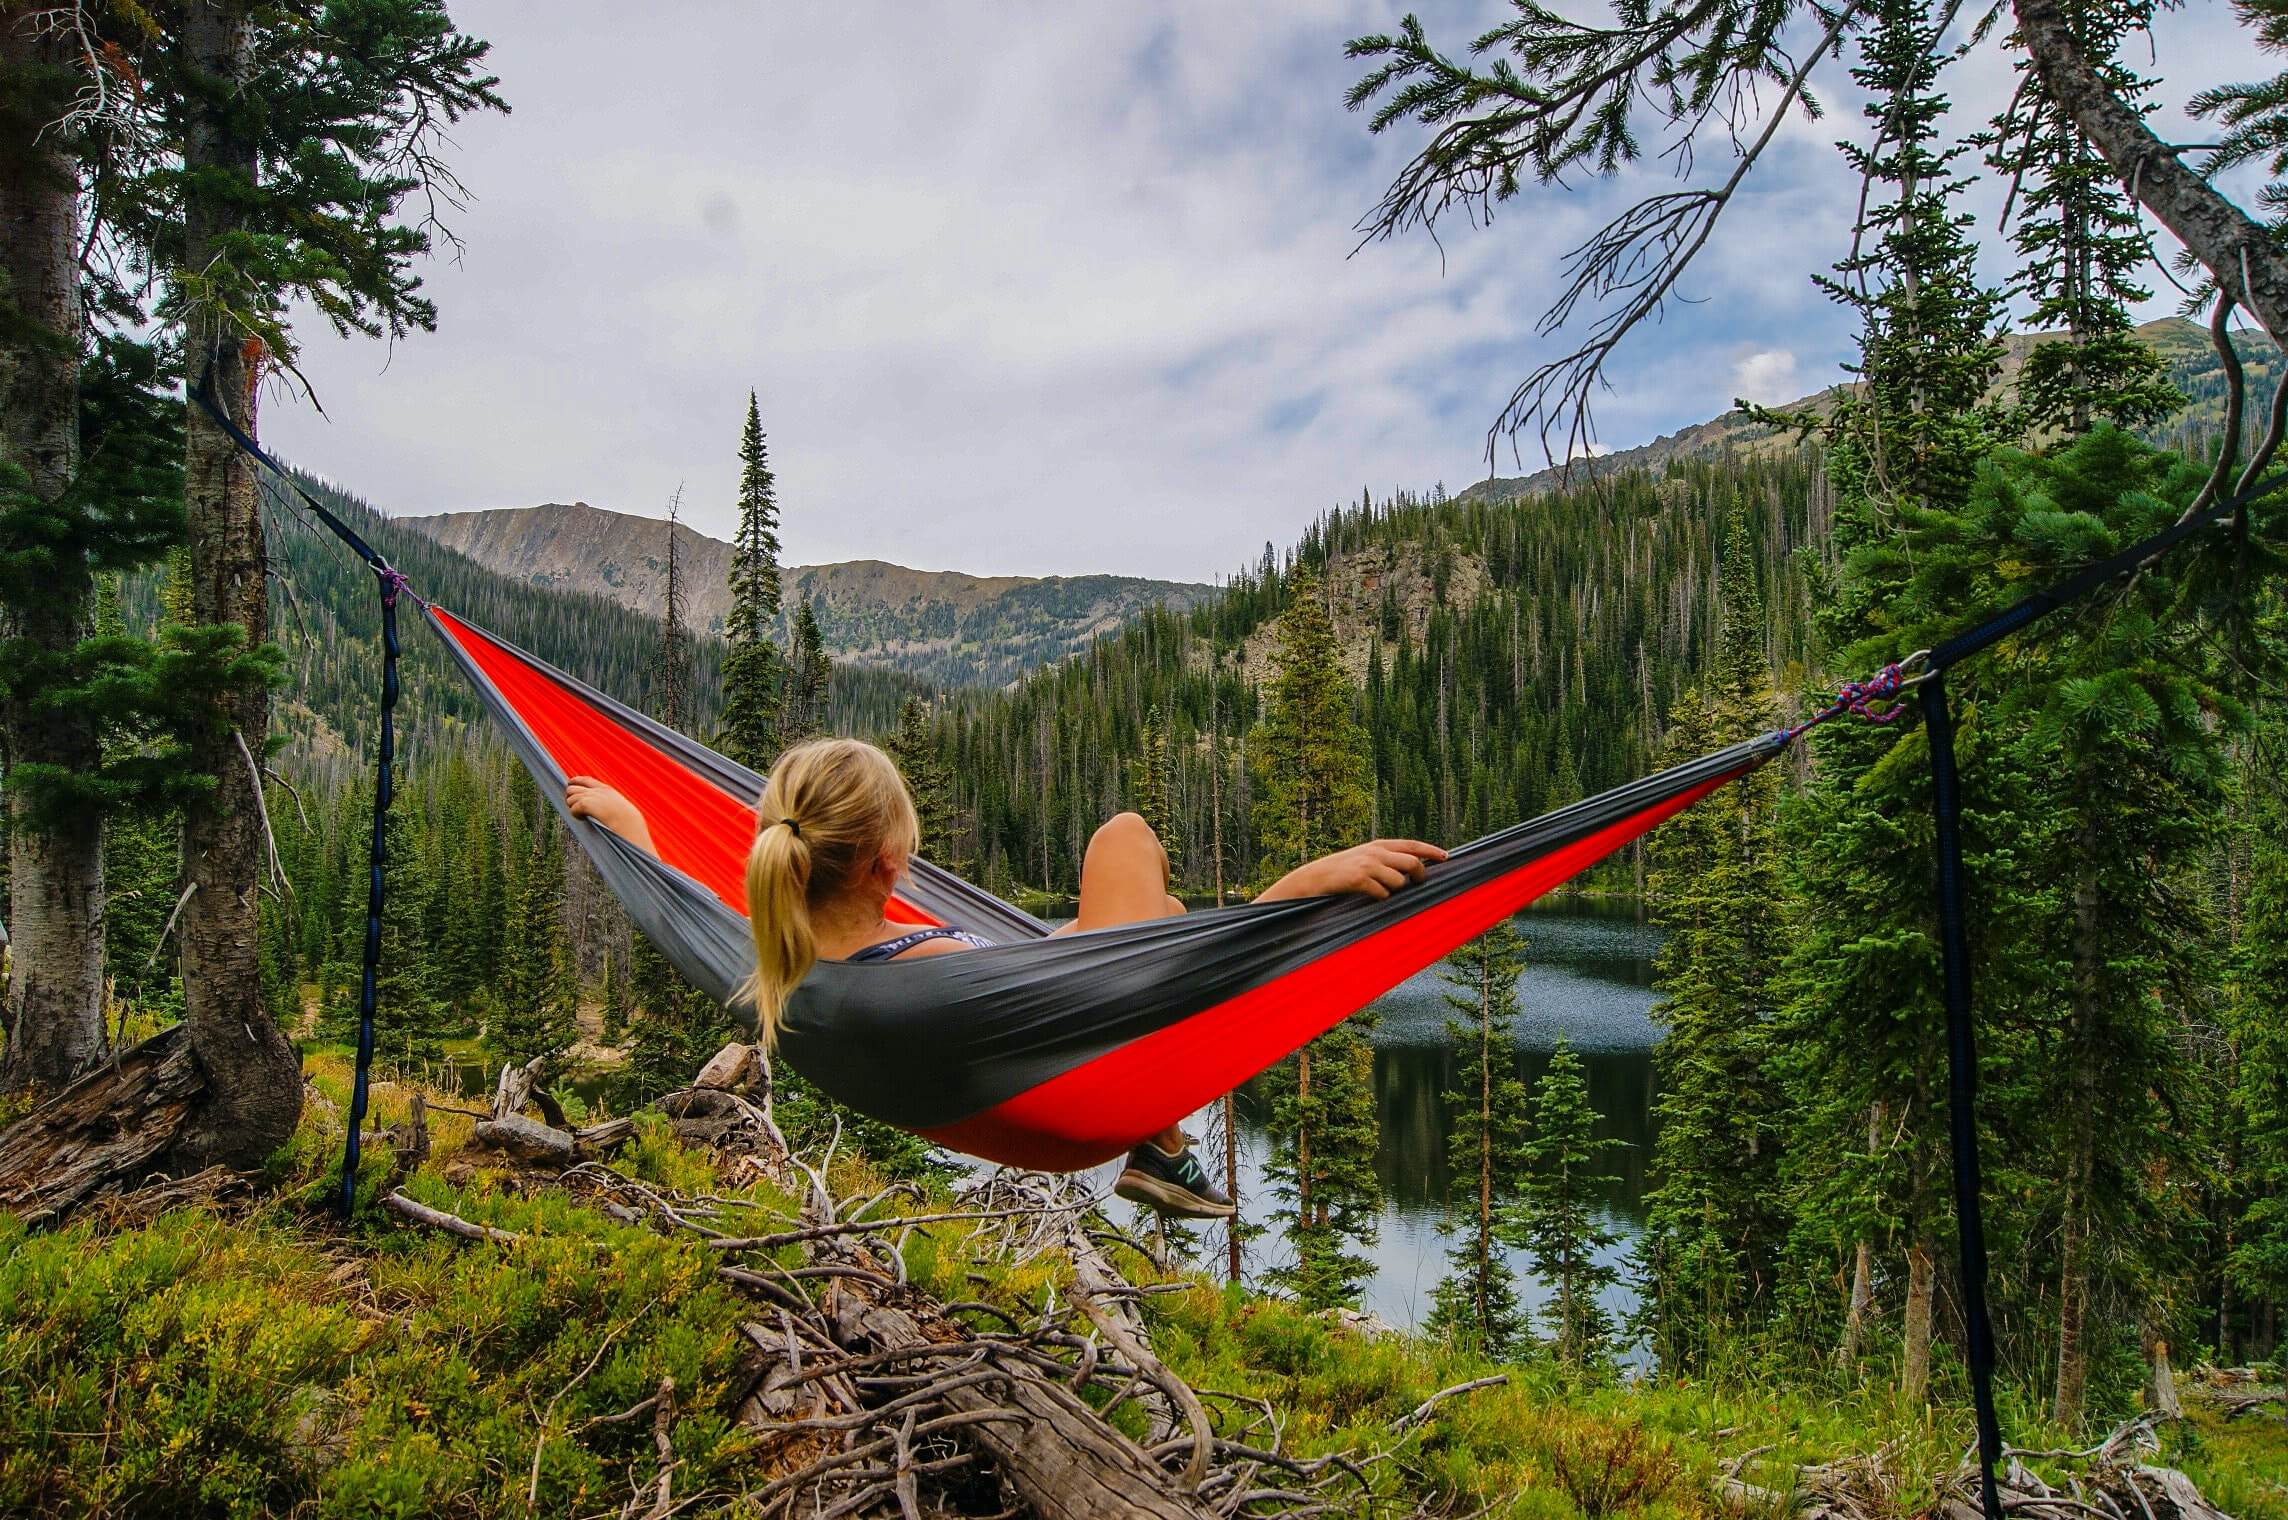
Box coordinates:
[1390,1375,1509,1435]
[381,1188,522,1245]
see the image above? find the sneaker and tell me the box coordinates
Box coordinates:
[1114,1136,1236,1219]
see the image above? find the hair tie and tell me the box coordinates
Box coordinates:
[777,816,802,838]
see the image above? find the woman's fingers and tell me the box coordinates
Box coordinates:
[1370,862,1411,891]
[1379,839,1447,862]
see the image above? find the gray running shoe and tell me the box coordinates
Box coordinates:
[1114,1137,1236,1219]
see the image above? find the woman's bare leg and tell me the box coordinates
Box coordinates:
[1070,813,1190,1150]
[1071,812,1183,932]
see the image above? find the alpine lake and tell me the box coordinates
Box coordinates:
[1080,894,1666,1355]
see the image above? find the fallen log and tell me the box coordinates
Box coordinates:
[0,1025,205,1224]
[381,1188,524,1245]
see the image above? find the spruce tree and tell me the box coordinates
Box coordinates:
[1262,1014,1382,1310]
[1252,568,1371,876]
[490,826,576,1067]
[1640,512,1788,1368]
[2228,757,2288,1321]
[719,391,785,770]
[1253,566,1381,1310]
[1519,1039,1624,1372]
[1981,4,2179,439]
[1130,704,1180,866]
[1428,919,1535,1356]
[780,599,831,747]
[148,0,504,1165]
[886,696,958,868]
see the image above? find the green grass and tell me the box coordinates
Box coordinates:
[2,1061,2279,1519]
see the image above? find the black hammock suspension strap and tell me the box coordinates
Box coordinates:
[188,380,412,1219]
[1795,474,2281,1520]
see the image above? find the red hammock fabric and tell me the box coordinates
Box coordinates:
[431,609,939,926]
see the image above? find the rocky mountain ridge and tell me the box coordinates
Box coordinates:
[406,502,1212,689]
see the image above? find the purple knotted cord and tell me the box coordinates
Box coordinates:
[1781,660,1916,742]
[377,566,409,607]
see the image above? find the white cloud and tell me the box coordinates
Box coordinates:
[256,1,2252,581]
[1730,349,1803,408]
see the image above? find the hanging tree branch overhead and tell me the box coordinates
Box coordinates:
[1347,0,2288,458]
[1347,0,1860,470]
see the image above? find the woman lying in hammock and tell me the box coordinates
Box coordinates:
[565,737,1445,1220]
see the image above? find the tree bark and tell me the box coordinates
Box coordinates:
[1837,1103,1883,1368]
[2014,0,2288,344]
[0,1025,206,1223]
[173,0,301,1168]
[0,8,106,1095]
[1903,1240,1935,1404]
[2055,799,2104,1430]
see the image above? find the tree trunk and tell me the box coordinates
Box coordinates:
[0,1025,205,1223]
[2014,0,2288,345]
[173,0,301,1169]
[1295,1044,1312,1231]
[1903,1240,1935,1404]
[1839,1239,1875,1368]
[0,10,105,1095]
[1837,1103,1884,1368]
[1477,965,1493,1337]
[2055,803,2103,1430]
[1222,1091,1242,1286]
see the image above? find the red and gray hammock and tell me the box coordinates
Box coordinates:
[196,383,2275,1520]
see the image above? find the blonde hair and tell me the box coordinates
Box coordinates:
[744,738,919,1045]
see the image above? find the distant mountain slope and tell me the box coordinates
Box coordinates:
[190,478,925,789]
[1459,316,2279,503]
[405,503,1213,689]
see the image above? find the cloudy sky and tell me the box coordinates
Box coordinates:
[262,1,2255,581]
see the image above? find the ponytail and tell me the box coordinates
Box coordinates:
[742,738,919,1044]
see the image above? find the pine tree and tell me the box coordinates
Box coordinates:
[1981,0,2179,439]
[154,0,504,1164]
[1428,919,1535,1356]
[1639,511,1788,1368]
[1519,1039,1624,1371]
[655,486,693,729]
[1262,1014,1382,1310]
[1253,566,1381,1309]
[1130,704,1180,865]
[719,391,785,770]
[1252,568,1371,877]
[886,696,958,868]
[2228,757,2288,1323]
[490,825,576,1067]
[779,599,831,747]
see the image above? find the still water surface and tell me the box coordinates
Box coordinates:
[1083,896,1665,1344]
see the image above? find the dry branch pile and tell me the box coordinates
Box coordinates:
[1722,1414,2235,1520]
[409,1049,1396,1519]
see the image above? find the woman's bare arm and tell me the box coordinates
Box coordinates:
[565,776,660,858]
[1258,839,1447,902]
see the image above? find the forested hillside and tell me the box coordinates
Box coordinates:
[225,475,924,793]
[926,451,1832,895]
[1462,316,2279,503]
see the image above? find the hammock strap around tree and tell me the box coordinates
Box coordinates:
[189,383,416,1219]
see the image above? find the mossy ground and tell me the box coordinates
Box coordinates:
[2,1056,2279,1519]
